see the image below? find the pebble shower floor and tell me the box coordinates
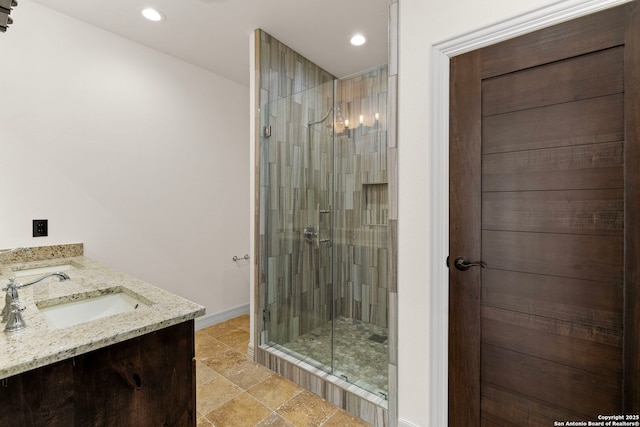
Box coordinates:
[282,317,389,398]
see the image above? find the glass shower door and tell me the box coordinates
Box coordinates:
[259,67,390,399]
[259,80,335,374]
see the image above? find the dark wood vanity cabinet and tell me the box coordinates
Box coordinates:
[0,321,196,426]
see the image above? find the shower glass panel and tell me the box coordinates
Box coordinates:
[259,80,335,372]
[332,65,389,398]
[259,66,389,399]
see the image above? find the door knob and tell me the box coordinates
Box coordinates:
[453,257,486,271]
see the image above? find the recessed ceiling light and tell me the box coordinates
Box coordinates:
[350,34,366,46]
[141,8,165,22]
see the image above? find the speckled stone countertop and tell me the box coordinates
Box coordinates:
[0,246,205,380]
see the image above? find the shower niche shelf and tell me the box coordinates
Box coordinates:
[362,183,389,226]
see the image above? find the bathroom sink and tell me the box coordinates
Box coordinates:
[37,291,148,329]
[13,263,78,277]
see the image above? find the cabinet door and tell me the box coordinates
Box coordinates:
[0,321,196,427]
[0,360,74,425]
[74,321,196,426]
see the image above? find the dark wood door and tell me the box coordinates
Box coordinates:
[449,2,640,425]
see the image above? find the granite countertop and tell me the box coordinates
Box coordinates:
[0,250,205,380]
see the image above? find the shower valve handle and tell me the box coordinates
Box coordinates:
[303,227,317,243]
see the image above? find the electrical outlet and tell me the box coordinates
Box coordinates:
[32,219,48,237]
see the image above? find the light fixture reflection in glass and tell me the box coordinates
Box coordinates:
[350,34,366,46]
[142,8,165,22]
[335,108,345,126]
[334,108,346,133]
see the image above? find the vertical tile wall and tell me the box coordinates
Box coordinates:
[333,67,389,328]
[254,21,398,426]
[257,30,335,346]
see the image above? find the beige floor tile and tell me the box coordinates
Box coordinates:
[196,374,243,415]
[200,321,238,338]
[223,360,274,390]
[195,319,373,427]
[195,334,228,359]
[247,375,304,410]
[202,349,248,375]
[216,329,250,353]
[227,342,249,355]
[277,391,338,427]
[195,329,211,342]
[322,409,373,426]
[195,360,219,386]
[206,392,272,427]
[225,314,250,331]
[254,413,296,426]
[196,412,213,427]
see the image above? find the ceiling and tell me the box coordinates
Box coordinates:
[30,0,390,87]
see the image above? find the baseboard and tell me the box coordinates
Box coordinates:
[194,304,250,330]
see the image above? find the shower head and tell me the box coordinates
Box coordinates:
[307,107,345,130]
[308,107,334,127]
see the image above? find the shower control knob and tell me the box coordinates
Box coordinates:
[453,256,486,271]
[303,226,317,243]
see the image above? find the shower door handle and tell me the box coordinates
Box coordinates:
[315,204,331,248]
[315,204,320,248]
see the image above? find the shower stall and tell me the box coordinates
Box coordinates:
[257,63,390,403]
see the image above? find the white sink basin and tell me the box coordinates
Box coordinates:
[13,263,77,277]
[37,291,148,329]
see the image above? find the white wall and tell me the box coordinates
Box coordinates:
[397,0,573,426]
[0,1,250,316]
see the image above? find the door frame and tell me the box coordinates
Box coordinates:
[428,0,633,425]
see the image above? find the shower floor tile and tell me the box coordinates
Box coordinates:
[281,317,389,397]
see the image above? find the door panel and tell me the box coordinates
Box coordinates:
[482,306,622,374]
[480,5,626,79]
[482,47,624,116]
[481,344,622,417]
[449,2,640,425]
[482,94,624,153]
[482,142,624,192]
[482,230,623,282]
[482,269,623,331]
[481,383,582,427]
[482,190,624,234]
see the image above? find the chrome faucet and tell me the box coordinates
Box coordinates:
[2,272,70,332]
[20,272,70,287]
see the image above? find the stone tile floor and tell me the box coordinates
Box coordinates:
[196,315,372,426]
